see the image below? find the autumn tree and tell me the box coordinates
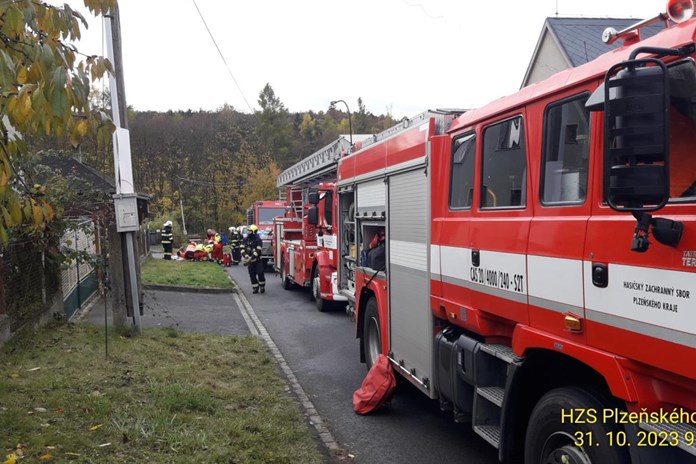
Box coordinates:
[352,97,371,134]
[256,83,293,167]
[0,0,116,244]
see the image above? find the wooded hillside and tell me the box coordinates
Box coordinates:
[31,85,396,236]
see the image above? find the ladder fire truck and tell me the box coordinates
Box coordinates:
[274,136,370,311]
[323,2,696,462]
[246,200,286,267]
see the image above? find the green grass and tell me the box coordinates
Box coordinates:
[0,322,324,463]
[141,258,234,289]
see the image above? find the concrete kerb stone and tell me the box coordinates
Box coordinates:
[143,283,237,294]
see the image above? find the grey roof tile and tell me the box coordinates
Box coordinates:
[547,17,664,66]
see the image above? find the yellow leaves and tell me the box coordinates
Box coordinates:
[43,202,55,222]
[16,66,27,85]
[20,91,33,120]
[83,0,117,16]
[76,119,89,137]
[39,454,53,461]
[9,197,22,225]
[4,453,18,464]
[69,118,90,148]
[89,423,103,431]
[32,200,43,229]
[2,5,24,39]
[1,206,11,228]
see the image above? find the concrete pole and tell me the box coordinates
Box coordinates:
[105,6,141,333]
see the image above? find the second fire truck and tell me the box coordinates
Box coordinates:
[273,137,356,311]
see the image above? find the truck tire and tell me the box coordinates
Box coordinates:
[524,386,630,464]
[362,297,381,371]
[281,258,293,290]
[312,266,330,312]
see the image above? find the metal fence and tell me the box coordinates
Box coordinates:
[0,238,60,333]
[61,218,100,319]
[0,218,151,342]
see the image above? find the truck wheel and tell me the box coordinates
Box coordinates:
[362,297,381,371]
[524,386,630,464]
[312,266,330,312]
[281,259,293,290]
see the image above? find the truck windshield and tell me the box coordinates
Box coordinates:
[258,208,286,224]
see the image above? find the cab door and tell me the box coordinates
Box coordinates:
[468,113,531,327]
[527,91,593,343]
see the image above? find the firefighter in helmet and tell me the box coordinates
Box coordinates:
[228,226,242,265]
[161,220,173,260]
[243,224,266,294]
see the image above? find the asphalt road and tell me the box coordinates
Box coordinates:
[228,263,498,464]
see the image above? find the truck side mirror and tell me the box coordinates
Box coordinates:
[308,192,319,205]
[601,59,670,212]
[308,206,319,225]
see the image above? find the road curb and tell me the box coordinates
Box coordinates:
[143,283,237,294]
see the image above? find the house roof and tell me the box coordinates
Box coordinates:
[522,17,666,87]
[547,17,664,66]
[41,155,116,195]
[39,155,150,220]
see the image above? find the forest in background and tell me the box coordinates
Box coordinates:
[28,84,397,238]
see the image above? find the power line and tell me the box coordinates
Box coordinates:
[176,175,238,188]
[191,0,255,113]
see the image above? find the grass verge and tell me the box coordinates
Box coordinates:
[0,322,324,463]
[141,258,233,289]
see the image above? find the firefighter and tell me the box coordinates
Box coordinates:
[161,220,173,260]
[228,226,241,264]
[243,224,266,294]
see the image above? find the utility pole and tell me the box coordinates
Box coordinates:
[105,5,142,333]
[177,177,188,236]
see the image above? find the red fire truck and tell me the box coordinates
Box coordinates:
[273,137,352,311]
[246,200,286,267]
[328,3,696,463]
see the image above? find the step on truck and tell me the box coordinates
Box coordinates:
[336,3,696,462]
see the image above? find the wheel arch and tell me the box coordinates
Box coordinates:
[357,288,376,363]
[357,285,389,364]
[500,348,617,463]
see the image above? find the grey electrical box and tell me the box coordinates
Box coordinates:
[113,193,140,232]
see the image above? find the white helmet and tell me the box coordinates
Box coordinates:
[229,226,234,232]
[164,220,172,227]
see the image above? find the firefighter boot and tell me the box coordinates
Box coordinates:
[260,284,265,294]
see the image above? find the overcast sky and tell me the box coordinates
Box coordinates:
[73,0,664,118]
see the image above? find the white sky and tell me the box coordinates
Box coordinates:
[72,0,663,119]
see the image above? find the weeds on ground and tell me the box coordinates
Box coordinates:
[0,322,322,463]
[141,257,233,289]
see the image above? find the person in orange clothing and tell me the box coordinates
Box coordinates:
[212,233,224,264]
